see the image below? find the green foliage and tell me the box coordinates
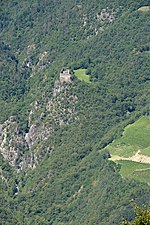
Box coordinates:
[122,202,150,225]
[118,160,150,184]
[11,151,150,225]
[105,116,150,157]
[104,117,150,184]
[0,0,150,224]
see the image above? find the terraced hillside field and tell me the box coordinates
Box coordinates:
[104,116,150,184]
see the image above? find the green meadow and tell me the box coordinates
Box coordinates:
[117,160,150,184]
[105,116,150,157]
[74,69,91,83]
[104,116,150,184]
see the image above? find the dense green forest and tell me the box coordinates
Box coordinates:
[0,0,150,224]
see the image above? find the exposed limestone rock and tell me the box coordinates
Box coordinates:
[36,51,51,71]
[26,69,77,153]
[25,122,54,147]
[0,117,32,170]
[22,58,33,69]
[96,8,116,23]
[27,44,36,55]
[82,7,120,37]
[46,70,77,126]
[0,69,78,171]
[21,45,51,74]
[83,15,87,27]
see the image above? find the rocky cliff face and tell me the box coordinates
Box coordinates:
[0,116,31,171]
[0,70,78,171]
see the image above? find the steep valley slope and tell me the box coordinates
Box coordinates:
[0,0,150,224]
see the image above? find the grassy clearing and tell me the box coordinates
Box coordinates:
[105,116,150,157]
[137,6,150,12]
[132,169,150,185]
[74,69,91,83]
[117,160,150,184]
[140,146,150,156]
[104,116,150,184]
[117,160,150,177]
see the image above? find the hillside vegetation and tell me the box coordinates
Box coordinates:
[106,117,150,157]
[105,116,150,184]
[0,0,150,224]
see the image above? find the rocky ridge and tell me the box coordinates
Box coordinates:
[0,69,78,171]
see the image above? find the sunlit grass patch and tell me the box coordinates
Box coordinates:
[117,160,150,184]
[74,69,91,83]
[104,116,150,184]
[105,116,150,157]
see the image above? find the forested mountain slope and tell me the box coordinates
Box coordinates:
[0,0,150,224]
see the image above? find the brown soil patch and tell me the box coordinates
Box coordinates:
[110,150,150,164]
